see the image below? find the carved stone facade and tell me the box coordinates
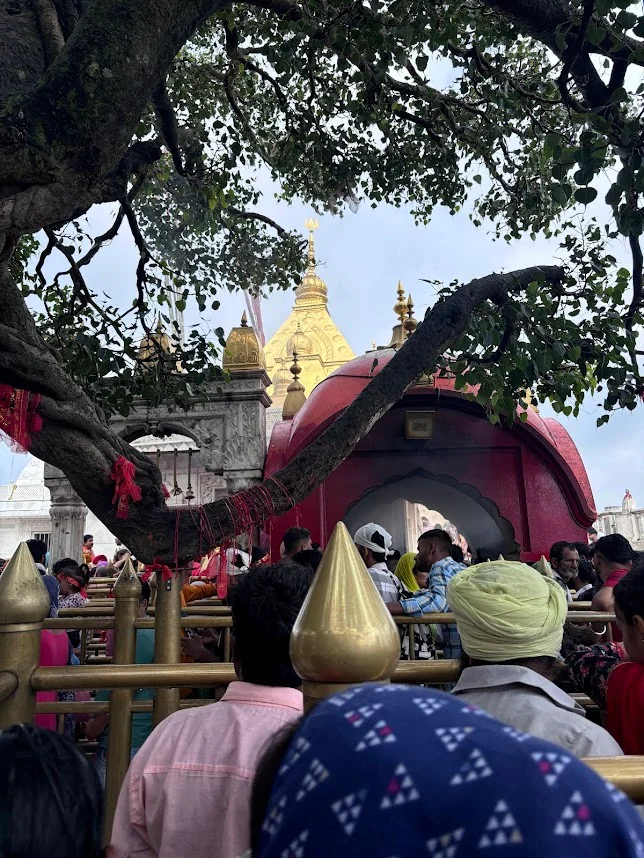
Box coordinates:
[43,465,88,564]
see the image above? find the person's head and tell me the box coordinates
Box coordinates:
[56,568,84,597]
[447,560,567,668]
[52,557,79,577]
[251,684,644,858]
[282,527,312,558]
[291,549,323,573]
[416,528,452,571]
[549,541,579,583]
[572,541,592,559]
[0,724,104,858]
[114,547,129,562]
[83,534,93,549]
[26,538,48,566]
[228,562,313,687]
[353,523,393,568]
[613,568,644,662]
[311,542,321,552]
[576,556,597,588]
[138,580,151,617]
[450,543,464,564]
[593,534,633,582]
[588,526,598,543]
[386,548,401,573]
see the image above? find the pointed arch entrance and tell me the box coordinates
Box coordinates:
[343,469,517,561]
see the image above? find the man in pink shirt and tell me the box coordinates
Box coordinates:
[110,561,312,858]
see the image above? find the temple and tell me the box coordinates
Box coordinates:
[263,219,355,416]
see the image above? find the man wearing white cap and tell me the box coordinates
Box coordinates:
[354,523,402,604]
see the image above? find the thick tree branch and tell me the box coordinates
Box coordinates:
[0,261,564,563]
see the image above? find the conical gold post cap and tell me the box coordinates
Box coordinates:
[114,556,142,599]
[0,542,50,624]
[290,522,400,683]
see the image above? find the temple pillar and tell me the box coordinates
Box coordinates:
[43,465,87,565]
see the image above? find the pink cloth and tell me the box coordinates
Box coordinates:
[110,681,303,858]
[35,630,69,731]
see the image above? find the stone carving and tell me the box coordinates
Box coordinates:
[199,474,226,505]
[223,435,263,471]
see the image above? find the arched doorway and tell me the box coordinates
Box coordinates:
[343,470,517,561]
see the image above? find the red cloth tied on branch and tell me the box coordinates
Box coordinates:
[0,385,42,452]
[142,558,173,584]
[110,456,142,520]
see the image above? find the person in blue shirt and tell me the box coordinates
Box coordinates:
[388,529,466,658]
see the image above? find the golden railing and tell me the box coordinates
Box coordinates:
[0,533,640,844]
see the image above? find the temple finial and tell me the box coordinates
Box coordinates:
[404,294,418,338]
[240,310,248,327]
[304,218,319,271]
[394,281,407,325]
[282,348,307,419]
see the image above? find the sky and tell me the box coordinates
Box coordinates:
[0,187,642,514]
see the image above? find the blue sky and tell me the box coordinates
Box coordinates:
[0,192,642,514]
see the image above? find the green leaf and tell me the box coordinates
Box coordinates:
[551,184,569,206]
[574,187,597,205]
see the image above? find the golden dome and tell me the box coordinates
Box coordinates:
[223,311,266,371]
[138,318,174,366]
[295,219,328,305]
[286,323,313,356]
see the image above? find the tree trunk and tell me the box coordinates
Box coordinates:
[0,260,563,563]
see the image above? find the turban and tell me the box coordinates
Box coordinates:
[395,552,419,593]
[447,560,566,661]
[353,523,394,558]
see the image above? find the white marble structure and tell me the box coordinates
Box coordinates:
[597,490,644,551]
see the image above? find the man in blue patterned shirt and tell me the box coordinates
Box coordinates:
[388,529,465,658]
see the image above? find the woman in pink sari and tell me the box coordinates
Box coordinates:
[35,629,70,731]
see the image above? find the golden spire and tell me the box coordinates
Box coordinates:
[296,219,327,305]
[282,348,307,419]
[223,311,266,371]
[0,542,50,624]
[404,294,418,338]
[290,521,400,709]
[387,280,407,349]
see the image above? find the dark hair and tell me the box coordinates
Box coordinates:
[57,567,84,589]
[613,569,644,625]
[0,724,104,858]
[550,541,576,563]
[292,549,323,573]
[419,529,452,552]
[229,562,313,687]
[389,549,401,562]
[572,541,592,559]
[450,544,464,563]
[594,533,633,566]
[27,539,48,565]
[251,723,301,854]
[311,543,321,552]
[114,548,129,561]
[587,527,597,536]
[367,529,388,563]
[83,534,93,543]
[283,527,310,554]
[577,557,597,586]
[52,558,80,576]
[139,580,151,603]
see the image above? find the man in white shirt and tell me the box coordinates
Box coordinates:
[354,523,401,604]
[448,559,622,758]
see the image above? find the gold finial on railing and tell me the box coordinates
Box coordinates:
[0,542,50,727]
[290,521,400,710]
[394,280,407,325]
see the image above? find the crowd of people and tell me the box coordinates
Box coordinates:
[3,521,644,856]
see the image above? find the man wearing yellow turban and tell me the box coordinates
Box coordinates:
[448,560,622,758]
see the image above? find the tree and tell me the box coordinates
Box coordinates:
[0,0,642,562]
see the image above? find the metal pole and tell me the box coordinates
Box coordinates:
[153,569,181,726]
[104,560,140,844]
[0,543,50,728]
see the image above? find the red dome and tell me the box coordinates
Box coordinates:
[265,349,595,521]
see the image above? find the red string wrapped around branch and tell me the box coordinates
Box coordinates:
[142,558,173,584]
[110,456,142,520]
[0,385,42,452]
